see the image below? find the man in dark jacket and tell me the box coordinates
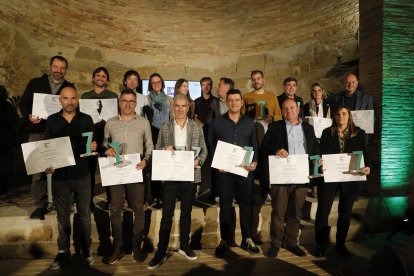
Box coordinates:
[19,55,74,220]
[261,98,319,258]
[277,77,304,118]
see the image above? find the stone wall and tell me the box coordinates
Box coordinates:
[0,0,359,99]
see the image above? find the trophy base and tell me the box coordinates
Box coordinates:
[80,152,98,157]
[343,169,363,175]
[114,160,132,168]
[309,174,324,179]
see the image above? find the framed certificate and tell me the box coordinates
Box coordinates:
[351,110,374,134]
[98,153,143,186]
[211,140,254,178]
[268,154,309,184]
[322,153,367,182]
[305,117,332,138]
[151,150,195,181]
[21,136,76,175]
[79,98,118,124]
[32,93,61,119]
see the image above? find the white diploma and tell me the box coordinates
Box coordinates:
[151,150,195,181]
[268,154,310,184]
[305,117,333,138]
[322,153,367,182]
[351,110,374,134]
[21,137,76,175]
[32,93,61,119]
[211,141,254,178]
[98,153,143,186]
[79,99,118,124]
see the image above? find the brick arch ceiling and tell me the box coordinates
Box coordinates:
[1,0,358,61]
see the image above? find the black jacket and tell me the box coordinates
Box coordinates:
[261,120,319,185]
[19,74,74,134]
[303,98,332,118]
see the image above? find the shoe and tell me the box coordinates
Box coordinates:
[335,244,351,258]
[49,252,70,271]
[313,245,325,258]
[105,247,125,265]
[178,244,197,260]
[240,238,260,254]
[251,235,263,246]
[132,243,146,263]
[147,251,167,269]
[30,208,46,220]
[267,245,279,258]
[83,250,94,266]
[215,240,229,257]
[285,245,306,257]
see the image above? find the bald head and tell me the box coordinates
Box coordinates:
[59,86,78,114]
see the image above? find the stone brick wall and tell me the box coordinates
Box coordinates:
[0,0,359,99]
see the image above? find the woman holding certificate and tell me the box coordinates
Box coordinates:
[314,106,370,258]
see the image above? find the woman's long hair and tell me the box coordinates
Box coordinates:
[174,78,193,103]
[331,106,359,137]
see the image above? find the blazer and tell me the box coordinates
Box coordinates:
[319,126,369,194]
[261,120,319,185]
[155,119,208,183]
[205,97,224,125]
[334,90,374,111]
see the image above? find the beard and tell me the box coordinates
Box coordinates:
[52,72,64,82]
[253,83,263,90]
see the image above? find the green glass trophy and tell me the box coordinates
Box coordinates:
[350,150,364,174]
[80,132,98,157]
[309,155,323,178]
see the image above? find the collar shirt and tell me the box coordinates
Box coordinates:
[174,118,188,148]
[285,119,306,154]
[219,98,228,115]
[104,113,153,160]
[48,75,64,95]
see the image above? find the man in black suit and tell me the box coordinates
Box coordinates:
[261,98,319,258]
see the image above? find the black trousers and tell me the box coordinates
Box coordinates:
[315,183,359,246]
[157,181,196,253]
[216,172,253,241]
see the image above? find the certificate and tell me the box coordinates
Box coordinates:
[151,150,194,181]
[268,154,309,184]
[98,153,143,186]
[21,137,76,175]
[322,153,367,182]
[351,110,374,134]
[80,99,118,124]
[211,140,254,178]
[305,117,332,138]
[32,93,61,119]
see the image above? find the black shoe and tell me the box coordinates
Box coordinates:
[83,250,94,266]
[49,252,70,271]
[215,240,229,258]
[132,243,146,263]
[240,238,260,254]
[267,245,279,258]
[335,244,351,258]
[285,245,306,257]
[251,235,263,246]
[147,251,167,269]
[178,244,197,260]
[313,245,325,258]
[105,247,125,265]
[30,208,46,220]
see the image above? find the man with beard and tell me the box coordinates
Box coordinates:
[20,55,74,220]
[45,86,96,270]
[81,67,118,210]
[122,70,150,117]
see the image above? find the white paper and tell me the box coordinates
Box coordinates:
[32,93,61,119]
[151,150,195,181]
[211,140,254,178]
[351,110,374,134]
[268,154,309,184]
[306,117,333,138]
[79,99,118,124]
[322,153,367,182]
[98,153,143,186]
[21,137,76,175]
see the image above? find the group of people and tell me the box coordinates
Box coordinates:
[18,55,374,271]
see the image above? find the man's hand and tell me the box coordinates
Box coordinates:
[163,145,175,153]
[136,159,147,170]
[29,114,42,124]
[276,149,289,158]
[105,147,117,157]
[45,167,55,174]
[243,161,257,172]
[90,141,97,152]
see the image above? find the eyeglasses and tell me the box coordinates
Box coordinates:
[121,100,136,105]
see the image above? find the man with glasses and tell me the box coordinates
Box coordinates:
[103,89,153,264]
